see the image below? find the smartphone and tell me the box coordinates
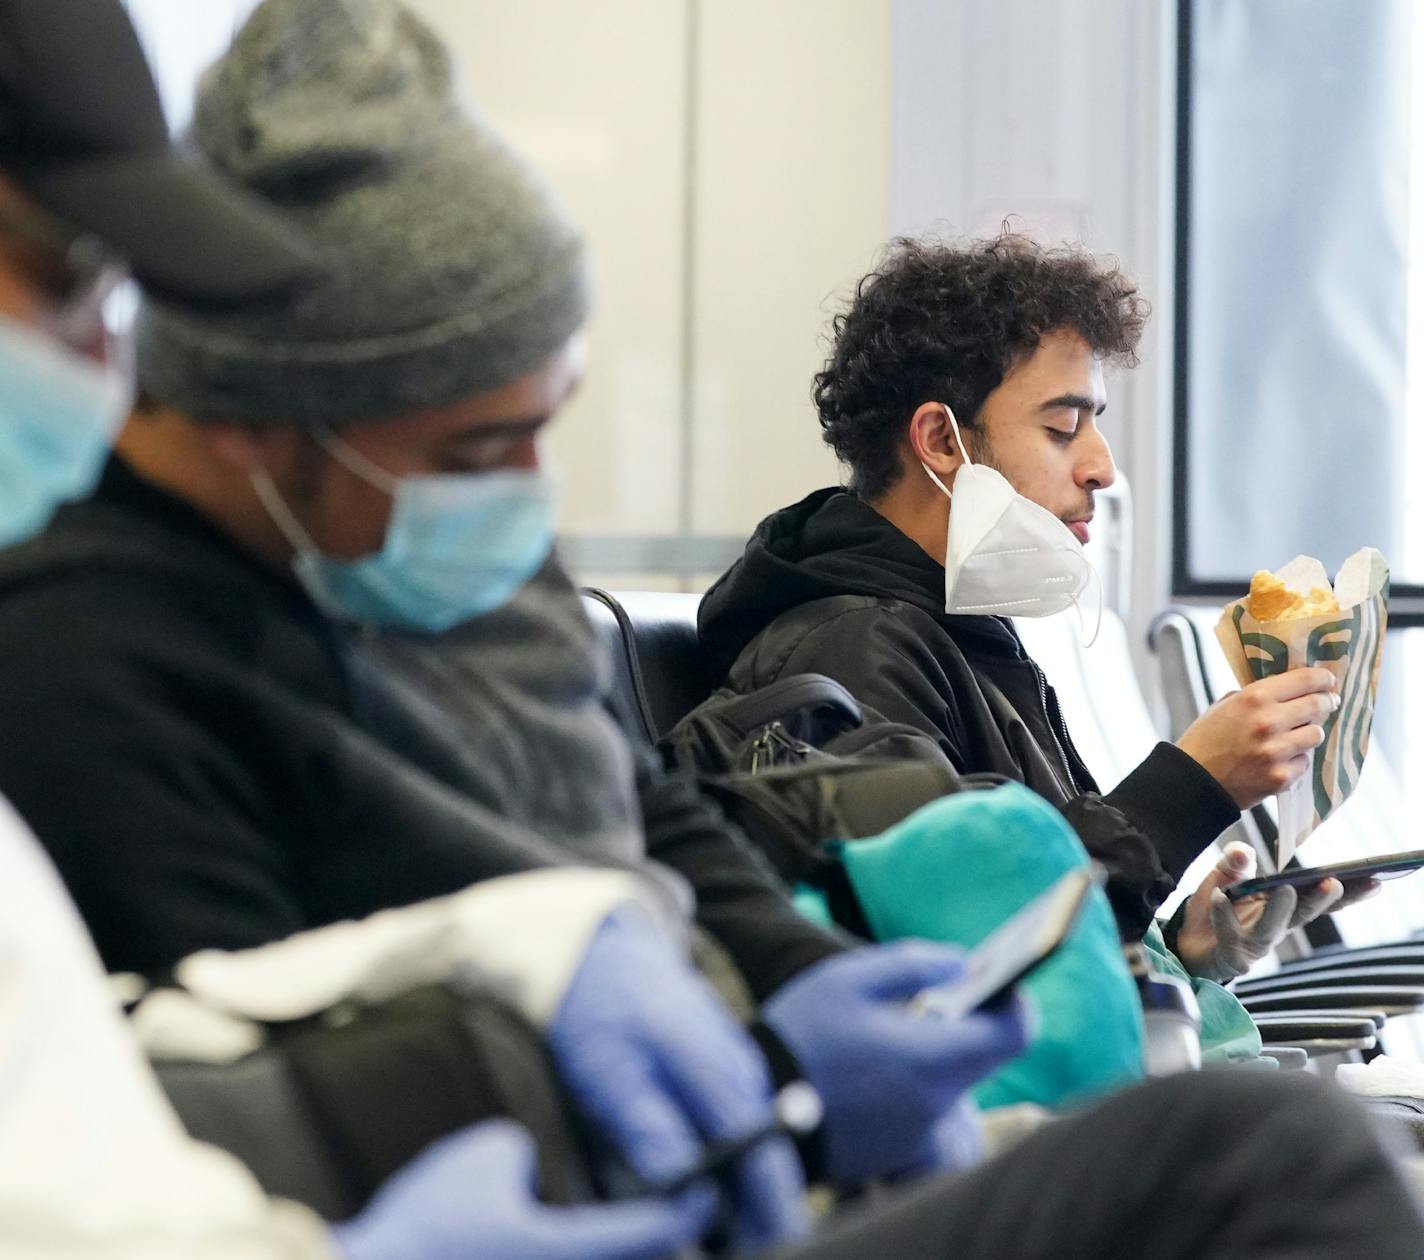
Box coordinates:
[910,866,1094,1022]
[1225,849,1424,901]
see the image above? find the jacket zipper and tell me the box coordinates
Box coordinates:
[1033,662,1086,795]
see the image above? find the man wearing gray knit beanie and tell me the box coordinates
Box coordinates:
[139,0,590,427]
[127,0,592,631]
[2,4,1422,1259]
[0,0,1007,1236]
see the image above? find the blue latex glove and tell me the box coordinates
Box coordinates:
[328,1119,714,1260]
[548,910,809,1250]
[762,941,1032,1185]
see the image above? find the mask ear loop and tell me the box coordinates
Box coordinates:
[251,468,323,559]
[312,424,400,496]
[254,429,402,571]
[921,403,971,496]
[1071,558,1105,649]
[944,404,973,467]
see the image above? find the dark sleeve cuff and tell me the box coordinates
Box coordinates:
[1106,742,1240,884]
[748,1021,829,1184]
[1158,900,1189,957]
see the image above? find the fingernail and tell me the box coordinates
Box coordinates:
[1330,693,1341,711]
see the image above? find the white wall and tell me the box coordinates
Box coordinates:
[403,0,691,550]
[414,0,1174,612]
[405,0,891,590]
[687,1,890,538]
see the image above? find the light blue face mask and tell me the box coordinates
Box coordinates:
[252,428,556,633]
[0,314,131,549]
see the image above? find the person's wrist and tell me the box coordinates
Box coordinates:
[1174,752,1236,808]
[1177,943,1227,980]
[1171,908,1216,978]
[1172,732,1254,810]
[920,1096,985,1175]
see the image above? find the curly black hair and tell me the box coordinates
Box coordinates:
[813,233,1149,500]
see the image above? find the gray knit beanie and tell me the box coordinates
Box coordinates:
[136,0,591,425]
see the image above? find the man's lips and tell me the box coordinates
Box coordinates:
[1067,519,1092,545]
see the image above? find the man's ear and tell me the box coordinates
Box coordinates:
[908,401,967,479]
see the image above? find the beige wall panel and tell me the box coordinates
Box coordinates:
[689,0,891,536]
[403,0,688,538]
[575,572,684,595]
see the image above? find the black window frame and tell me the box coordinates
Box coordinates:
[1170,0,1424,624]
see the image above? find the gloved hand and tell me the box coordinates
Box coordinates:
[1176,842,1297,981]
[1289,874,1381,928]
[548,910,808,1250]
[328,1119,714,1260]
[922,1095,988,1172]
[761,941,1032,1186]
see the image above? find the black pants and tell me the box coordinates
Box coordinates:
[777,1071,1424,1260]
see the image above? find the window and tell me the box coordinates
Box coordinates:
[1174,0,1419,611]
[1175,0,1423,830]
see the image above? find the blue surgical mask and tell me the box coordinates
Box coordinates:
[252,428,556,632]
[0,313,131,548]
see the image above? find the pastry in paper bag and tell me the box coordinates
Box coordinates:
[1214,548,1389,867]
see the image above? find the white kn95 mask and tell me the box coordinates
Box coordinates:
[922,404,1102,644]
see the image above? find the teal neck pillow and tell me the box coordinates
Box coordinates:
[835,783,1145,1110]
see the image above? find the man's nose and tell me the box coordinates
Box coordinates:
[1077,428,1117,491]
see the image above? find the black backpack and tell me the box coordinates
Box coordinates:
[661,673,1004,917]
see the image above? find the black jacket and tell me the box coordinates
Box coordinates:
[0,459,842,996]
[699,488,1239,941]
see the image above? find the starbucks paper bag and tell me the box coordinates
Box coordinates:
[1214,548,1389,866]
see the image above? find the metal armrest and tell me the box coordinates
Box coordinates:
[1253,1009,1386,1030]
[1261,1033,1376,1056]
[1251,1014,1383,1040]
[1249,1012,1380,1056]
[1237,986,1424,1017]
[1235,966,1424,994]
[1271,943,1424,975]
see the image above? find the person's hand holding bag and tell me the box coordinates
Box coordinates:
[547,909,809,1250]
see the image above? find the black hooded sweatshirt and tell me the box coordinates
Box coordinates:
[699,488,1239,942]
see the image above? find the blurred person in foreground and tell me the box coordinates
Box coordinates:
[0,2,721,1257]
[0,0,1032,1207]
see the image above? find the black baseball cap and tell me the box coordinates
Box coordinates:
[0,0,320,303]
